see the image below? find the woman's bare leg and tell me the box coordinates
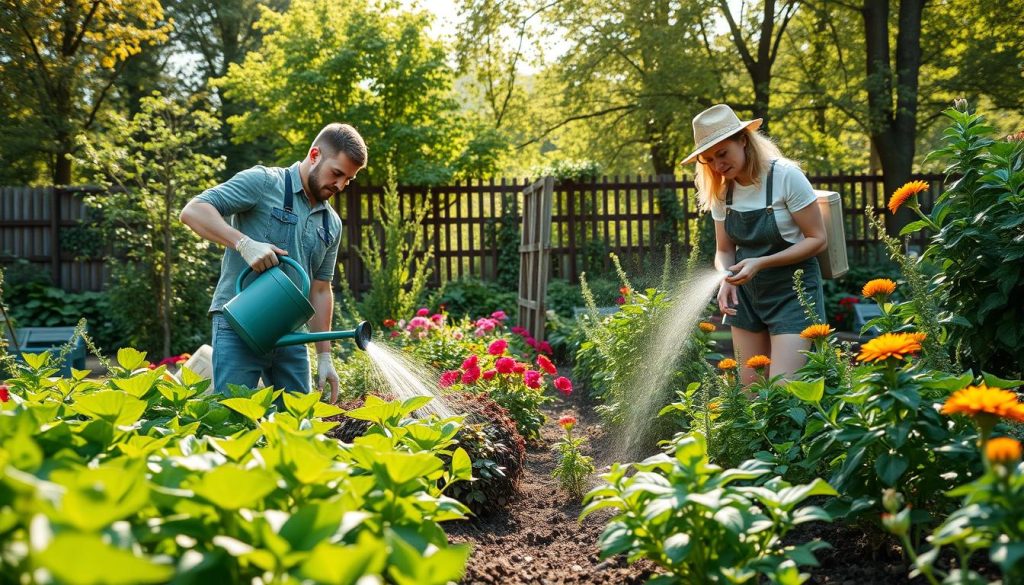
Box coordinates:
[769,334,812,380]
[731,326,771,386]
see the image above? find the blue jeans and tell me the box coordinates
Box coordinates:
[211,313,311,395]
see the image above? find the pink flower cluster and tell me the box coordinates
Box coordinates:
[437,336,573,396]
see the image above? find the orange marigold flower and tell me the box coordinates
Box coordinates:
[800,324,834,340]
[708,400,721,411]
[862,278,897,299]
[857,332,923,362]
[941,384,1024,423]
[888,180,929,214]
[718,358,738,370]
[986,437,1023,464]
[699,322,716,333]
[746,355,771,369]
[620,286,631,295]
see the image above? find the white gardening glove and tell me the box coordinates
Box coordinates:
[236,235,287,272]
[317,351,340,404]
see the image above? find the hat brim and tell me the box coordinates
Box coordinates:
[681,118,763,165]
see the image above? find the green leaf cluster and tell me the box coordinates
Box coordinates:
[582,433,837,584]
[0,349,472,584]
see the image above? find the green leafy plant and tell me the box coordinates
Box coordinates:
[551,415,595,499]
[0,348,473,584]
[900,102,1024,378]
[354,179,434,326]
[75,92,222,357]
[428,276,517,321]
[582,433,837,584]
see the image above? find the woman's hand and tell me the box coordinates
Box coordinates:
[725,257,764,286]
[718,280,739,316]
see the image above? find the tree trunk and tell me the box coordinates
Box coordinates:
[862,0,924,235]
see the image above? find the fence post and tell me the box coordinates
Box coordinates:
[50,187,61,288]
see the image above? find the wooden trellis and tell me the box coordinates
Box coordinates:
[516,176,554,341]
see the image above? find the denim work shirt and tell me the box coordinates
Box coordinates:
[196,162,343,314]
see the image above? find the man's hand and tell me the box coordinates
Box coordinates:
[236,235,287,272]
[317,352,340,404]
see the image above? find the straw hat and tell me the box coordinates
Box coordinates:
[681,104,763,165]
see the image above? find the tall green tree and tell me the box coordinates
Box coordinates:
[75,93,223,357]
[216,0,493,185]
[164,0,288,173]
[0,0,172,184]
[539,0,719,175]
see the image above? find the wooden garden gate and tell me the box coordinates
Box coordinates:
[516,176,554,341]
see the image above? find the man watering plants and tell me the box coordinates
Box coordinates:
[180,123,367,404]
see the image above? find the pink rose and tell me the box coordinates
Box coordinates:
[461,355,479,370]
[491,310,507,321]
[495,357,515,374]
[439,370,461,388]
[554,376,573,396]
[482,369,497,381]
[523,370,542,389]
[487,339,508,356]
[417,307,430,316]
[462,365,481,384]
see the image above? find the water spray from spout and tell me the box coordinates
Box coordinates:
[363,341,456,419]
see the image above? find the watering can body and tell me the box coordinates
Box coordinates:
[222,256,371,354]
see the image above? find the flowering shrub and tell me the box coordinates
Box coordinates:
[551,415,595,499]
[0,349,472,583]
[582,433,837,583]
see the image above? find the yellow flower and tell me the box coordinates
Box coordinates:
[985,437,1023,464]
[862,278,897,299]
[800,324,834,340]
[746,355,771,369]
[699,322,716,333]
[718,358,738,370]
[857,332,924,362]
[888,180,929,214]
[708,400,721,411]
[941,384,1024,424]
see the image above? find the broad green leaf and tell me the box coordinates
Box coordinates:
[450,447,472,483]
[221,397,267,422]
[786,378,824,403]
[400,395,433,415]
[22,351,51,370]
[283,391,321,418]
[364,449,443,486]
[50,462,150,531]
[178,365,205,386]
[116,348,148,371]
[298,539,386,584]
[207,429,263,462]
[190,464,278,510]
[312,401,345,418]
[875,453,909,487]
[72,391,147,426]
[36,533,174,585]
[990,541,1024,573]
[981,371,1024,389]
[112,371,161,398]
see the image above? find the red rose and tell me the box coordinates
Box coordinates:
[495,357,515,374]
[383,318,396,328]
[462,365,481,384]
[461,355,479,370]
[488,339,508,356]
[537,354,557,375]
[0,385,9,402]
[482,369,497,381]
[439,370,461,388]
[554,376,573,396]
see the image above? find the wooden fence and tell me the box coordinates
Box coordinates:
[1,174,944,293]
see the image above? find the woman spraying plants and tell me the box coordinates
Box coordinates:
[684,105,827,385]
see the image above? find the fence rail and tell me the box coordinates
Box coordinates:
[1,174,944,293]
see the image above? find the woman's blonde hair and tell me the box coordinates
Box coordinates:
[694,128,790,212]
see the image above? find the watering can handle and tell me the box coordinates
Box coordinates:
[236,255,311,297]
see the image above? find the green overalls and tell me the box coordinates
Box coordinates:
[725,160,825,334]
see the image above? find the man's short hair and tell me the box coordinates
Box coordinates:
[313,123,367,168]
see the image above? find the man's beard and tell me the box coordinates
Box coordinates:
[307,170,336,202]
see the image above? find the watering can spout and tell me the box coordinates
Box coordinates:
[274,321,373,351]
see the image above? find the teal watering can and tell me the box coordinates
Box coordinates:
[222,256,371,355]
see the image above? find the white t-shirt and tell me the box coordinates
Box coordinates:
[709,159,817,244]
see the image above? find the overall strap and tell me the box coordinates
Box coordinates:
[765,159,777,212]
[321,206,330,241]
[283,170,294,212]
